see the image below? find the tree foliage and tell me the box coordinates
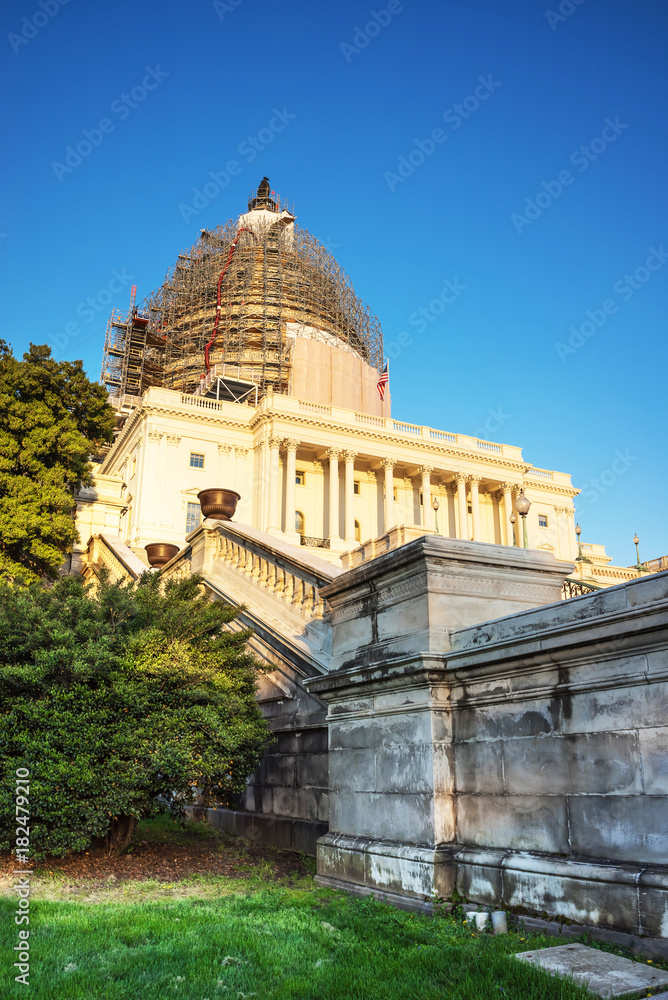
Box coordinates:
[0,341,115,584]
[0,572,272,857]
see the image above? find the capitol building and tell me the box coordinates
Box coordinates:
[74,180,646,590]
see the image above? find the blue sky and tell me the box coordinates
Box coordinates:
[1,0,666,565]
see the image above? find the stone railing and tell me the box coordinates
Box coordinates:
[83,534,148,585]
[161,520,340,633]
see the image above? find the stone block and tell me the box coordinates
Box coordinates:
[375,743,438,794]
[297,785,325,822]
[271,784,300,818]
[515,942,668,997]
[569,796,668,865]
[503,865,640,934]
[296,751,329,788]
[502,733,640,796]
[456,855,503,904]
[317,833,367,886]
[328,697,373,717]
[457,795,568,853]
[330,789,436,842]
[292,819,329,857]
[329,711,434,751]
[454,740,504,794]
[373,684,433,713]
[301,727,328,754]
[639,727,668,794]
[453,699,559,743]
[263,754,296,787]
[564,679,668,735]
[626,573,668,608]
[329,747,376,792]
[638,868,668,939]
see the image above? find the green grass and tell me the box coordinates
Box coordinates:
[0,880,602,1000]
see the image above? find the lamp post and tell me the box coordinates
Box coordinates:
[432,496,440,534]
[575,522,583,561]
[515,489,531,549]
[509,511,518,547]
[633,534,646,572]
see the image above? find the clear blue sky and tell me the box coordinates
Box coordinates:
[2,0,666,566]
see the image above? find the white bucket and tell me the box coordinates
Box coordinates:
[491,911,508,935]
[473,911,490,931]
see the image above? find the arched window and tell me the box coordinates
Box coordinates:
[295,510,305,536]
[354,520,361,543]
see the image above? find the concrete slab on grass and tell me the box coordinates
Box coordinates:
[515,942,668,997]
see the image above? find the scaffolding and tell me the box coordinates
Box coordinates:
[101,182,384,403]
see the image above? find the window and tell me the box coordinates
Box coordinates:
[353,481,361,496]
[295,470,305,486]
[538,513,549,528]
[393,487,398,501]
[186,501,201,534]
[190,452,205,469]
[295,510,305,535]
[467,504,472,514]
[354,520,361,543]
[419,492,423,506]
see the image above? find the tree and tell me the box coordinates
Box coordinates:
[0,572,272,857]
[0,341,115,585]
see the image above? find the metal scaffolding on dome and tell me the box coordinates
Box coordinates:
[101,180,385,404]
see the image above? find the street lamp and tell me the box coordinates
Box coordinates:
[633,533,646,572]
[575,522,583,561]
[509,511,518,547]
[515,489,531,549]
[431,496,440,534]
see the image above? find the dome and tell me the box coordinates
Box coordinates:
[103,181,384,399]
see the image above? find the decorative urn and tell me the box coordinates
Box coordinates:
[145,543,180,568]
[197,488,241,521]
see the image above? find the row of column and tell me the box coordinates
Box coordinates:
[265,436,524,547]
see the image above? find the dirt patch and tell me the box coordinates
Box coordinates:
[0,824,312,886]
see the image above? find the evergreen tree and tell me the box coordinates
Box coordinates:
[0,341,114,585]
[0,572,271,857]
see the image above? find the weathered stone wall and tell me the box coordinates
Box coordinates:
[309,537,668,939]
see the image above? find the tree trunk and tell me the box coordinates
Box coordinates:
[106,815,138,857]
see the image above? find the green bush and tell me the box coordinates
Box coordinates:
[0,572,272,856]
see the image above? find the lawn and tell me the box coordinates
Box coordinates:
[0,817,628,999]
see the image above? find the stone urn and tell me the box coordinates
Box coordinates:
[197,488,241,521]
[145,543,180,568]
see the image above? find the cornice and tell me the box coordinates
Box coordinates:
[100,400,579,499]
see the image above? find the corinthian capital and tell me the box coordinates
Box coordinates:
[326,447,342,461]
[284,438,300,453]
[381,457,396,470]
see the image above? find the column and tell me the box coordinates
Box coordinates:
[420,466,434,529]
[327,448,341,542]
[455,473,467,540]
[267,436,281,533]
[284,438,299,539]
[343,450,357,545]
[469,476,481,541]
[501,483,515,546]
[162,434,181,528]
[382,458,396,532]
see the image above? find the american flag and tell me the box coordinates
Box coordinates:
[377,364,389,401]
